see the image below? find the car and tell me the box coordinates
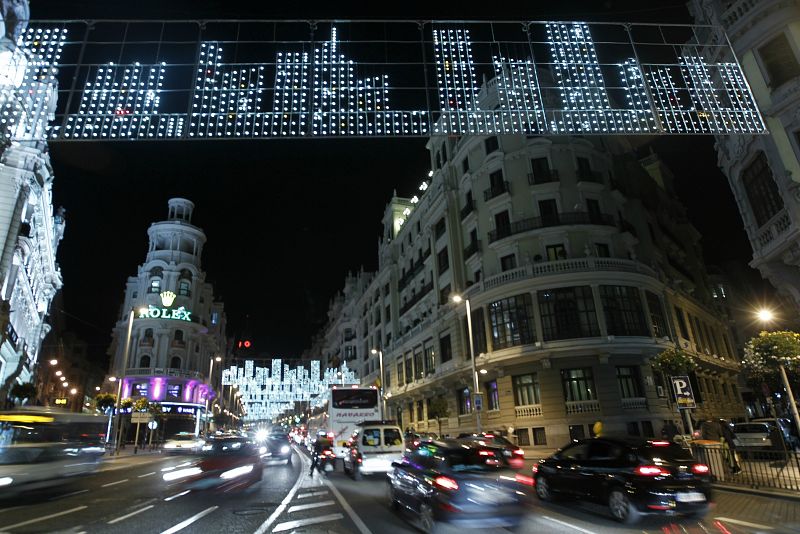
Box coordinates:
[260,432,293,465]
[457,433,525,469]
[162,432,206,454]
[532,437,712,524]
[343,420,405,480]
[405,431,439,449]
[732,422,779,451]
[387,440,530,532]
[162,437,263,492]
[751,418,800,450]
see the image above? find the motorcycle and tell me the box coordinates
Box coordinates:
[313,447,336,474]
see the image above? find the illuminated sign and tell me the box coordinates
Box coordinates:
[160,291,176,307]
[54,398,67,405]
[132,382,149,397]
[139,305,191,322]
[161,405,198,415]
[166,384,182,399]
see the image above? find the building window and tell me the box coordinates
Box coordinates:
[743,152,783,227]
[174,329,184,342]
[485,380,499,411]
[488,294,536,350]
[513,373,541,406]
[440,334,452,363]
[484,136,499,154]
[405,353,414,384]
[178,280,191,296]
[434,217,446,239]
[538,286,600,341]
[626,422,641,436]
[463,307,488,356]
[457,388,472,415]
[645,291,668,338]
[616,366,643,398]
[569,424,586,441]
[530,157,555,184]
[170,356,181,369]
[500,254,517,272]
[414,349,424,381]
[532,427,547,445]
[149,278,161,293]
[546,244,567,261]
[144,328,153,339]
[586,198,602,222]
[494,210,511,239]
[396,358,405,386]
[674,306,690,339]
[600,285,648,336]
[424,343,435,375]
[595,243,610,257]
[561,368,596,402]
[641,421,655,437]
[416,400,424,422]
[439,284,451,306]
[539,199,559,225]
[437,247,449,275]
[139,355,151,368]
[462,158,469,174]
[515,428,531,446]
[759,33,800,88]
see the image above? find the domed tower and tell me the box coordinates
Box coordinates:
[108,198,226,437]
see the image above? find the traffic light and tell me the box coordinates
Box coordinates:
[236,340,252,349]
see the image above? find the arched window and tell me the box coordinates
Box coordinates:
[144,328,153,339]
[174,329,184,342]
[179,269,192,281]
[139,355,151,368]
[170,356,182,369]
[178,279,191,296]
[149,267,163,293]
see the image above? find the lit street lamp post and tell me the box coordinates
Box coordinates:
[451,294,481,433]
[371,349,386,419]
[113,307,136,455]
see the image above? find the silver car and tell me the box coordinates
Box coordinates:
[732,423,773,449]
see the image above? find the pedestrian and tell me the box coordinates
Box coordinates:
[308,433,331,476]
[718,419,741,474]
[592,420,603,437]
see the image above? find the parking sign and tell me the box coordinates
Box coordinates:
[671,376,696,409]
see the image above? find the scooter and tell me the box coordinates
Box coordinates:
[313,447,336,474]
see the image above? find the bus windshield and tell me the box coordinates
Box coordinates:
[331,388,378,410]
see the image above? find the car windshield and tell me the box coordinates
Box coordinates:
[170,434,197,441]
[445,449,511,472]
[734,424,770,434]
[268,434,287,440]
[640,443,694,462]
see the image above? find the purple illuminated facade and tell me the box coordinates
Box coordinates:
[107,199,226,433]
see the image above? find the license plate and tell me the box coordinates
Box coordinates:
[676,492,706,503]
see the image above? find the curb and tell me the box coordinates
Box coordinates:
[713,483,800,503]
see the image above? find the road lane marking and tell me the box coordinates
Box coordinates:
[0,505,88,531]
[101,478,129,487]
[108,504,155,524]
[138,471,156,478]
[287,500,335,513]
[272,514,344,533]
[715,518,774,530]
[296,490,328,499]
[164,490,191,501]
[49,489,89,501]
[540,516,598,534]
[321,475,372,534]
[253,449,305,534]
[160,505,218,534]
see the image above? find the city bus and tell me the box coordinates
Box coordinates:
[306,386,380,461]
[0,407,107,495]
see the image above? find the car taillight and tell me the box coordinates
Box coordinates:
[434,476,459,491]
[513,448,524,456]
[634,465,670,477]
[478,450,495,456]
[692,464,710,475]
[515,473,534,486]
[650,440,671,447]
[531,464,539,475]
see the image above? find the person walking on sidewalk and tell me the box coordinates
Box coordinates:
[719,419,741,474]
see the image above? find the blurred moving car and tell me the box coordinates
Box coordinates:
[163,432,206,454]
[261,432,293,465]
[457,433,525,469]
[344,421,404,480]
[533,437,712,524]
[405,432,438,449]
[387,440,530,532]
[162,437,263,492]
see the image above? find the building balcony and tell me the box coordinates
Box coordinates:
[463,240,481,259]
[460,199,476,220]
[621,397,648,410]
[484,181,510,201]
[527,169,559,185]
[399,281,434,316]
[171,340,186,349]
[514,404,543,418]
[488,212,615,242]
[139,337,154,347]
[565,400,601,414]
[398,258,427,290]
[577,169,604,184]
[754,209,792,256]
[125,367,204,380]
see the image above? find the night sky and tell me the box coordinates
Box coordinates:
[31,0,763,367]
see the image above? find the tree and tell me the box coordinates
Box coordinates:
[651,347,697,376]
[10,382,36,405]
[94,392,116,413]
[427,396,450,437]
[132,397,150,412]
[120,397,134,409]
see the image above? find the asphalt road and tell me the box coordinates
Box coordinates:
[0,447,799,533]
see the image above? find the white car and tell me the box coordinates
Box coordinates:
[343,421,404,480]
[163,433,206,454]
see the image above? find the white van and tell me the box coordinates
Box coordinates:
[343,420,404,480]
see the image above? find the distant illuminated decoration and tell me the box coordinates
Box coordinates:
[222,359,358,421]
[5,19,765,141]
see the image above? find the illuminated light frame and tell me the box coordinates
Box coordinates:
[3,19,765,141]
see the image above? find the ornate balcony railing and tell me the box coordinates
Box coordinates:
[125,367,204,380]
[488,212,615,242]
[514,404,543,418]
[399,281,434,316]
[527,169,559,185]
[565,400,601,414]
[621,397,648,410]
[484,181,510,201]
[577,169,604,183]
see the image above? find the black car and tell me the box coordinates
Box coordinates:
[261,432,293,465]
[533,437,712,524]
[387,440,530,533]
[457,433,526,469]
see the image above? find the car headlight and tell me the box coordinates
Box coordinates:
[0,477,12,487]
[162,467,202,482]
[259,446,267,454]
[220,464,255,480]
[280,445,290,454]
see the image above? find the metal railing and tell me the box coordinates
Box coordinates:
[692,444,800,491]
[484,181,510,201]
[527,169,559,185]
[488,212,615,242]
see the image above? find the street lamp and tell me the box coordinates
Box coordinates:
[113,307,137,455]
[371,348,386,419]
[451,294,481,433]
[49,359,57,366]
[756,308,800,438]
